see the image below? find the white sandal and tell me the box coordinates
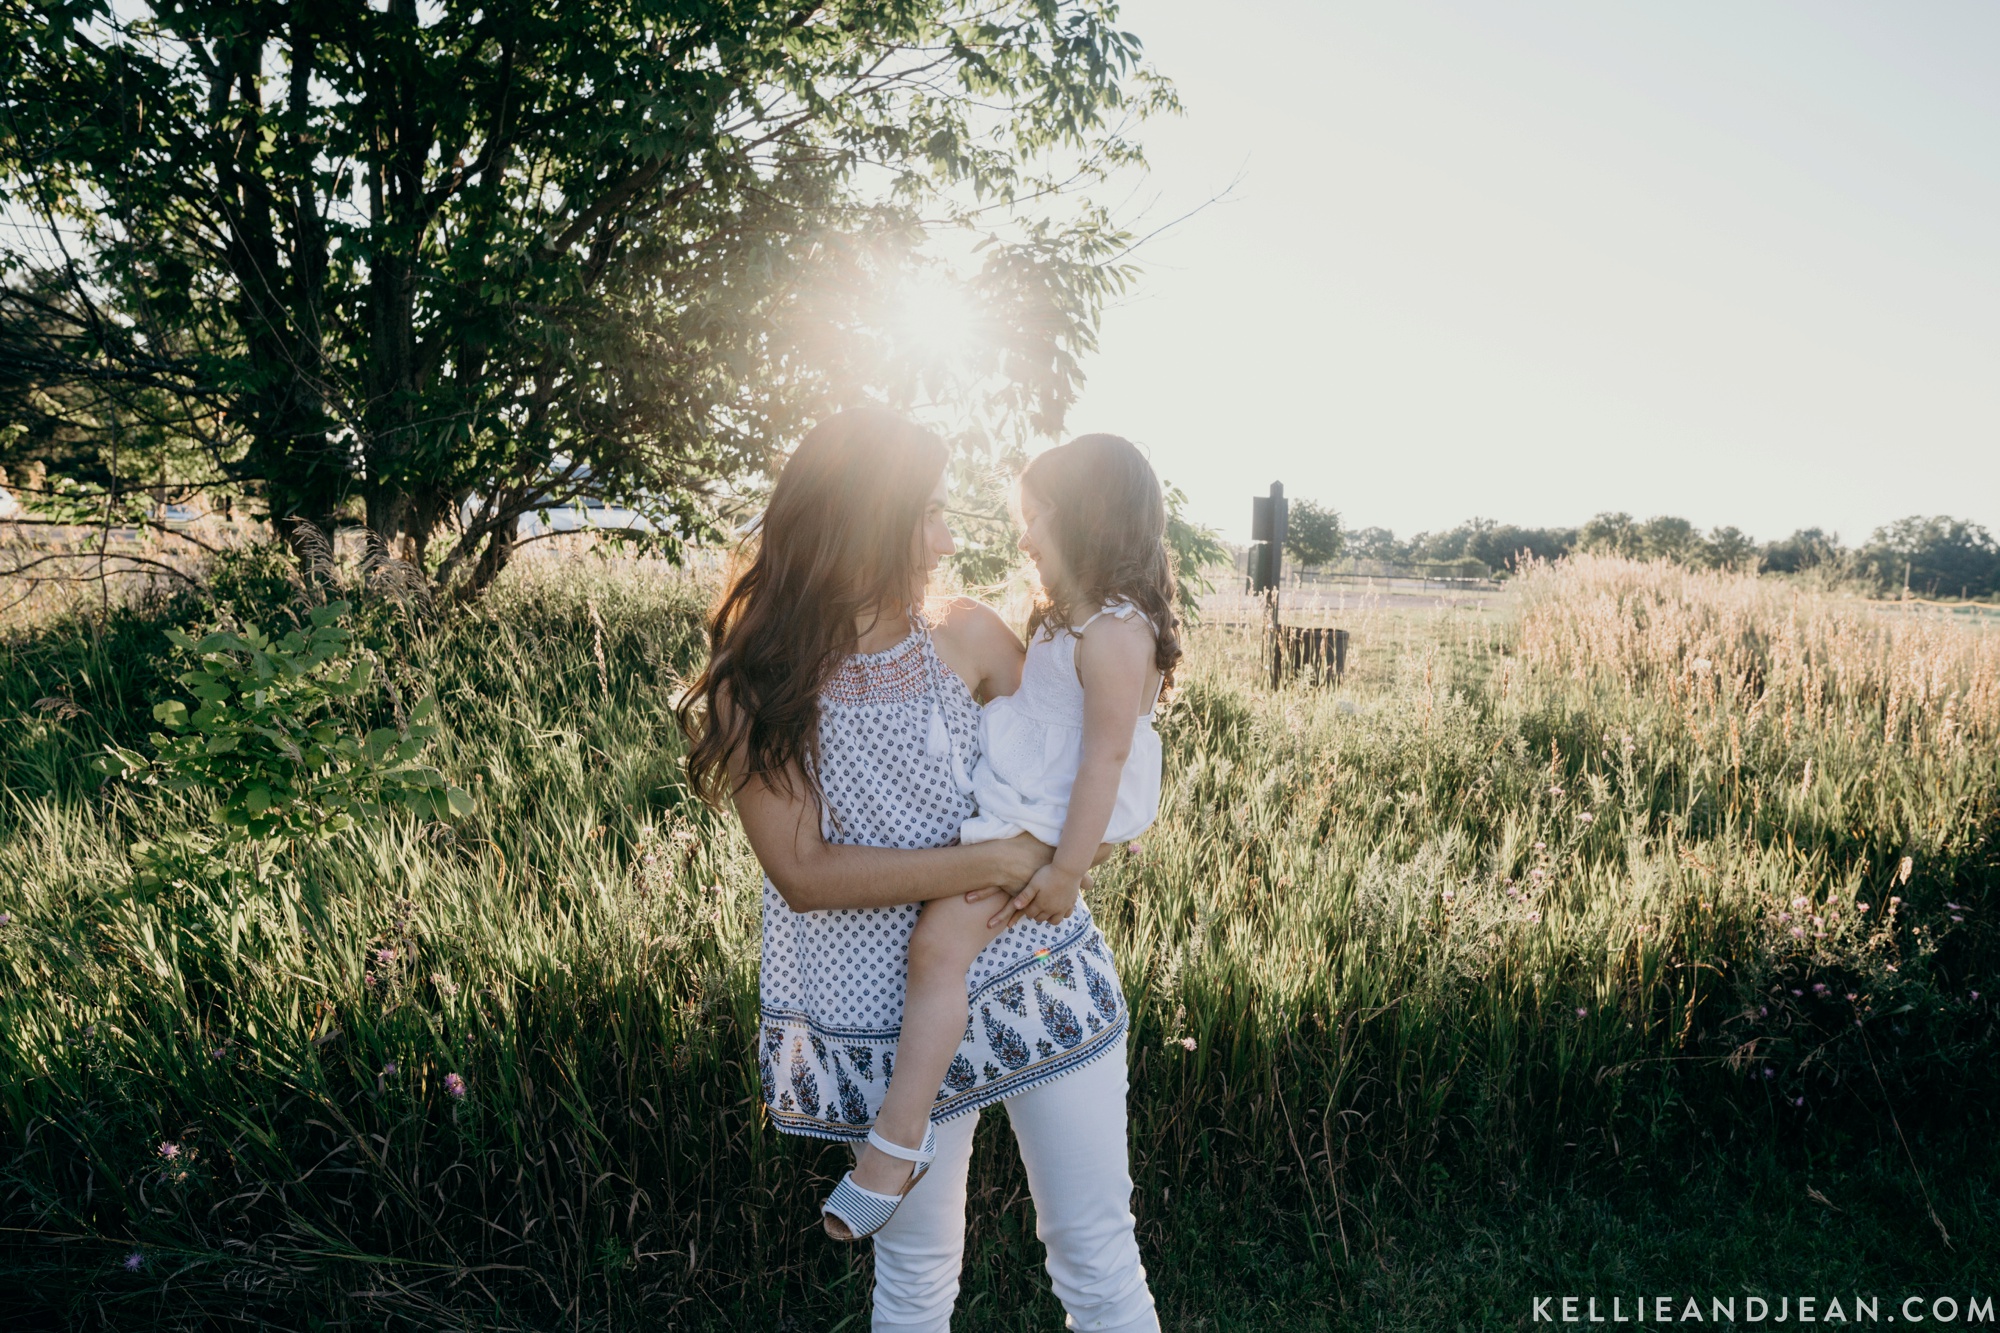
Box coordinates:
[821,1125,938,1241]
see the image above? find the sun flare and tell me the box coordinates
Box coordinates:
[883,271,983,363]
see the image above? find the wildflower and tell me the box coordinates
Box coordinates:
[1126,841,1145,856]
[1791,896,1808,911]
[1946,902,1966,911]
[1812,983,1827,996]
[1793,1096,1805,1108]
[1889,896,1901,907]
[123,1252,144,1272]
[377,947,397,964]
[1761,1067,1774,1079]
[1973,991,1982,1001]
[364,971,376,987]
[1530,869,1546,881]
[1758,1005,1768,1017]
[1526,911,1541,924]
[1179,1036,1197,1052]
[1790,989,1803,997]
[1533,841,1546,851]
[1952,915,1964,923]
[0,911,11,926]
[444,1072,467,1099]
[1441,890,1454,902]
[382,1061,399,1077]
[1790,927,1805,939]
[1548,786,1565,798]
[212,1047,226,1058]
[1845,993,1857,1002]
[1578,812,1594,824]
[1575,1007,1588,1018]
[1778,912,1790,922]
[1857,902,1870,913]
[158,1141,180,1160]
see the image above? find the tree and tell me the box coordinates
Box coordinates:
[1761,528,1844,575]
[1470,523,1575,571]
[1,0,1170,595]
[1861,517,2000,599]
[1283,498,1344,568]
[1637,516,1699,563]
[1164,482,1226,620]
[1577,512,1641,558]
[1345,526,1406,563]
[1700,526,1757,571]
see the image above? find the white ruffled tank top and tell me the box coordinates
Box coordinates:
[960,600,1163,848]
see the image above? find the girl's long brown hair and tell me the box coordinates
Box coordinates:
[678,409,948,806]
[1022,434,1183,682]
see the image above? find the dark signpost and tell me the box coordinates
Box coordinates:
[1250,481,1287,595]
[1252,481,1348,689]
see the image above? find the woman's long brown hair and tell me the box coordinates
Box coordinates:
[1022,434,1183,682]
[678,409,948,807]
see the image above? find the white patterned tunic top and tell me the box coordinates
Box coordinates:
[757,618,1131,1142]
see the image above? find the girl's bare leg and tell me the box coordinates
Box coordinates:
[849,893,1005,1196]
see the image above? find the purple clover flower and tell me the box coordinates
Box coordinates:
[444,1072,467,1099]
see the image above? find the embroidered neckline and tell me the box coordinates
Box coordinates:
[824,622,931,705]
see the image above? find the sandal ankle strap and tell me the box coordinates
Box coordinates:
[865,1125,937,1164]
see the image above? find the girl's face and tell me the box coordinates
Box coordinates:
[908,469,956,599]
[1018,487,1065,592]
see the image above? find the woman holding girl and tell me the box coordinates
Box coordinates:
[679,409,1176,1333]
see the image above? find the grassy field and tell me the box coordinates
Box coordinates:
[1,552,1996,1330]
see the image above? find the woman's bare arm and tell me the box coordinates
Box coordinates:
[731,759,1054,914]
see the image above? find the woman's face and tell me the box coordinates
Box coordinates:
[909,469,956,598]
[1018,487,1065,592]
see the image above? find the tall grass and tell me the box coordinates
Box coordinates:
[1,553,1994,1329]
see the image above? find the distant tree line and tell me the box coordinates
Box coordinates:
[1280,505,2000,600]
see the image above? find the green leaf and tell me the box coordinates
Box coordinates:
[153,700,189,728]
[244,785,272,815]
[204,734,238,755]
[189,681,231,703]
[410,696,438,724]
[446,786,475,817]
[365,728,400,763]
[313,600,351,626]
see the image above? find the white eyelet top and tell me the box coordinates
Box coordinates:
[959,601,1163,848]
[756,617,1131,1142]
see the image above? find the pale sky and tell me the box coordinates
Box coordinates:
[1058,1,2000,545]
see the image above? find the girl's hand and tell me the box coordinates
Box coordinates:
[961,833,1055,904]
[988,863,1083,929]
[963,840,1119,905]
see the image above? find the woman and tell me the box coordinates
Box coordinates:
[679,409,1159,1333]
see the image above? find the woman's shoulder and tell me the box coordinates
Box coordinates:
[927,595,1024,666]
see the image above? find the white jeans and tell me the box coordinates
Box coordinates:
[869,1036,1159,1333]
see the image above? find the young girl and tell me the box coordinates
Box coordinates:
[823,433,1181,1241]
